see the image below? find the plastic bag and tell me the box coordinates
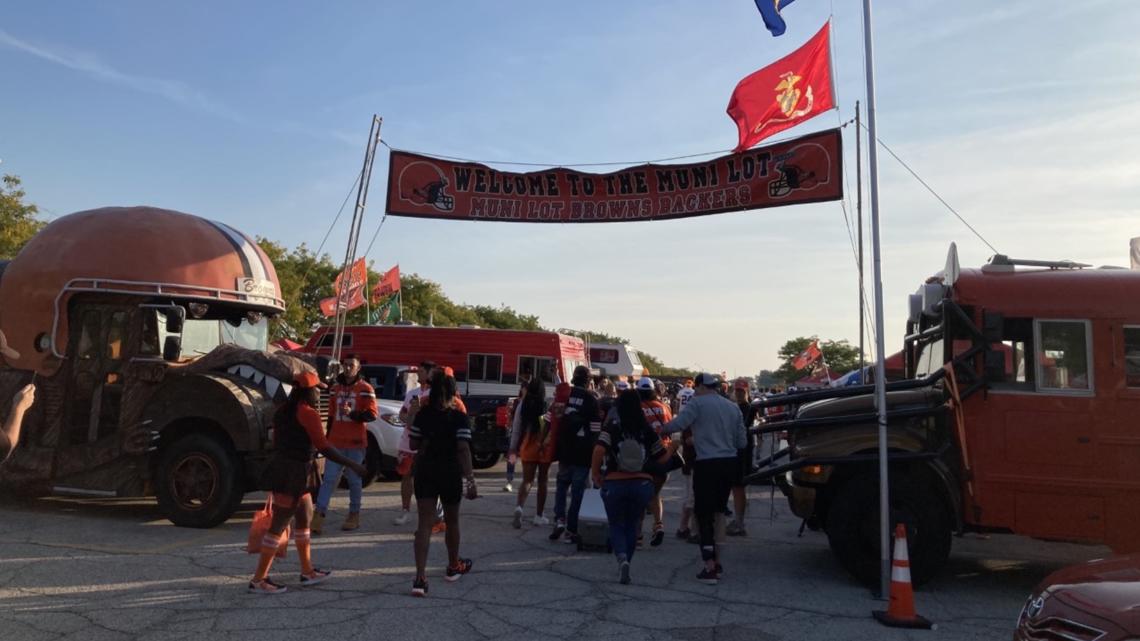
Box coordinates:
[246,496,289,559]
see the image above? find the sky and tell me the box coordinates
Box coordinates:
[2,0,1138,376]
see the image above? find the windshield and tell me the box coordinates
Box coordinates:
[148,309,269,357]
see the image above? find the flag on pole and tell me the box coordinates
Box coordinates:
[369,293,402,325]
[792,340,823,370]
[754,0,797,37]
[1130,237,1140,270]
[727,21,835,152]
[319,258,368,317]
[370,264,401,303]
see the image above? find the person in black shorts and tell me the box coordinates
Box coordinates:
[728,378,759,536]
[409,368,479,597]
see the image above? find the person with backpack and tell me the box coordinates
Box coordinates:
[549,365,600,544]
[661,373,747,585]
[637,377,673,547]
[590,389,677,585]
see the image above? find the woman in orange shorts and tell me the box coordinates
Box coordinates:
[508,378,568,528]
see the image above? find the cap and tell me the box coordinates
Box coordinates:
[694,372,721,388]
[615,380,631,391]
[734,377,751,390]
[442,366,455,377]
[295,371,327,389]
[637,377,654,391]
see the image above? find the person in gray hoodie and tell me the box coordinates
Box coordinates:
[662,372,747,585]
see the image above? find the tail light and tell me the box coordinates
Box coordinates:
[495,406,510,428]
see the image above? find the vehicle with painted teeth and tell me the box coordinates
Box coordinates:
[0,206,301,528]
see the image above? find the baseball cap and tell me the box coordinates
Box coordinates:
[615,380,631,391]
[636,377,654,391]
[694,372,721,388]
[295,371,327,389]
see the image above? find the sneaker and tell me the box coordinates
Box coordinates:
[445,558,473,582]
[650,526,665,547]
[716,563,724,577]
[562,531,579,545]
[675,528,691,540]
[618,560,631,585]
[393,510,411,526]
[310,512,325,536]
[431,521,446,534]
[548,522,566,541]
[636,535,644,549]
[512,507,523,529]
[299,568,331,587]
[726,521,747,537]
[248,577,287,595]
[532,515,550,527]
[411,576,428,597]
[502,482,514,493]
[697,567,720,585]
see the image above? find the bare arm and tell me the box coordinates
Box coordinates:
[590,443,605,488]
[2,385,35,461]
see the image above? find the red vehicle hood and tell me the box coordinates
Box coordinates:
[1040,554,1140,634]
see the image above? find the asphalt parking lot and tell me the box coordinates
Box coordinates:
[0,465,1109,641]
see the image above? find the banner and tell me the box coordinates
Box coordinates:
[728,21,834,151]
[384,128,842,224]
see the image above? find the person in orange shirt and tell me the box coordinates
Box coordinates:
[637,377,673,547]
[313,354,378,534]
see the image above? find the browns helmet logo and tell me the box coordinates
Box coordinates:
[398,161,455,212]
[767,142,832,199]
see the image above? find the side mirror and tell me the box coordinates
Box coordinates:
[163,336,182,362]
[164,307,186,334]
[984,349,1005,382]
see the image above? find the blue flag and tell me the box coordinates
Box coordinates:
[754,0,796,36]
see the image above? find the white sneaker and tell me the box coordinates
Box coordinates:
[532,515,550,526]
[502,482,514,493]
[512,507,523,529]
[393,511,411,526]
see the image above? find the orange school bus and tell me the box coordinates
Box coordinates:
[754,251,1140,585]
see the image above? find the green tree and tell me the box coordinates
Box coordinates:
[775,337,861,384]
[756,369,781,387]
[0,175,45,259]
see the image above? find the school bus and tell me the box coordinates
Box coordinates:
[754,249,1140,585]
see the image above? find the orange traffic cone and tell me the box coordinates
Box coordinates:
[872,524,933,629]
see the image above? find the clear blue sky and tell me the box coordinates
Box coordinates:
[2,0,1138,375]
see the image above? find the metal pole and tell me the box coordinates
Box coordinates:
[856,101,865,376]
[332,115,383,366]
[860,0,891,600]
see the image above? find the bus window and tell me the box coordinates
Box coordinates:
[988,317,1035,392]
[1035,320,1092,392]
[468,353,503,382]
[1125,327,1140,388]
[519,356,555,384]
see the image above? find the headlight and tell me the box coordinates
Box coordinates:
[381,412,404,426]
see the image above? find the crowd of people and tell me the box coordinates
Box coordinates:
[244,358,776,595]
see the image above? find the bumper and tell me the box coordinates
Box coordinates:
[787,478,818,521]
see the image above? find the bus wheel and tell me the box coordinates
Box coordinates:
[471,451,500,469]
[825,473,952,587]
[156,433,243,529]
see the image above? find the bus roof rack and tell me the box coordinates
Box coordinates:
[984,254,1091,271]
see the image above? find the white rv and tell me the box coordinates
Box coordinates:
[588,343,646,379]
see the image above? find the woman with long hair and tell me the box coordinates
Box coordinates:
[249,372,368,594]
[409,368,478,597]
[591,389,675,585]
[509,376,556,528]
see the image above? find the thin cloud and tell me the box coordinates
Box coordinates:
[0,29,244,122]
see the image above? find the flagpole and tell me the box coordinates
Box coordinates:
[856,100,865,377]
[860,0,892,601]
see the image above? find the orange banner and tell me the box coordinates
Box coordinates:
[385,128,842,223]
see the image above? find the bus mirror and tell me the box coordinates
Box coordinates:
[984,350,1005,381]
[163,336,182,362]
[164,307,186,334]
[982,311,1003,342]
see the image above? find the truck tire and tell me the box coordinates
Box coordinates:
[156,433,244,529]
[471,451,501,469]
[825,472,952,587]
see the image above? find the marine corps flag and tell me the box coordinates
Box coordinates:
[727,21,835,151]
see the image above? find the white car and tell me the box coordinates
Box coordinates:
[361,398,405,486]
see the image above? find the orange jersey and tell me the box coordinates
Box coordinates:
[327,378,378,449]
[641,400,673,436]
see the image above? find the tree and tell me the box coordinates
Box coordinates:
[0,175,45,259]
[756,369,781,387]
[775,337,862,384]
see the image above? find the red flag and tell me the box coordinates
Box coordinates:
[370,264,400,303]
[792,340,822,370]
[727,21,835,152]
[320,259,368,317]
